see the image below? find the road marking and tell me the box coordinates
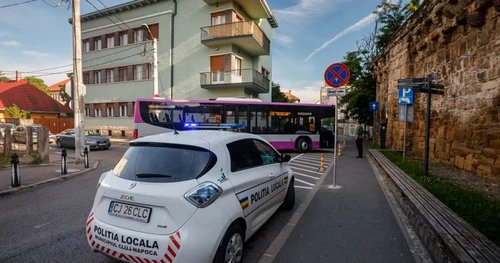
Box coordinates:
[290,154,304,161]
[292,158,331,166]
[300,155,334,162]
[293,172,319,180]
[295,178,315,186]
[288,162,317,169]
[294,185,313,190]
[289,165,322,175]
[34,222,51,229]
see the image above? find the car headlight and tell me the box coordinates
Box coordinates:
[184,182,223,208]
[86,140,97,144]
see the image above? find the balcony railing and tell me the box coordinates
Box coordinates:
[200,69,270,93]
[200,21,270,55]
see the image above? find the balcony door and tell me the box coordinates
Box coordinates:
[211,12,226,39]
[210,55,225,84]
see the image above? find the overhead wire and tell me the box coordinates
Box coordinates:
[0,0,36,9]
[84,0,125,31]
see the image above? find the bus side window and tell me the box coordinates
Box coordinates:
[165,113,171,122]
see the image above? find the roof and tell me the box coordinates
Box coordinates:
[70,0,278,28]
[0,80,73,114]
[47,78,70,92]
[283,91,300,102]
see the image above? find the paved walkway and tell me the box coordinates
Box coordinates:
[0,161,96,194]
[273,138,416,263]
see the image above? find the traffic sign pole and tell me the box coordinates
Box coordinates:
[424,75,432,176]
[403,104,407,160]
[329,99,341,190]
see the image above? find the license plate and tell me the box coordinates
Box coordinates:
[108,201,152,223]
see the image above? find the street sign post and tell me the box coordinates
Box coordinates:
[324,63,350,88]
[398,88,414,105]
[324,62,350,190]
[327,87,346,96]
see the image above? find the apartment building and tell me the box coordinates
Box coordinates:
[73,0,278,137]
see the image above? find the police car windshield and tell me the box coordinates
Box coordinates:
[112,143,217,183]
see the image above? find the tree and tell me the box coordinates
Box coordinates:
[5,104,31,119]
[60,87,73,108]
[271,82,290,102]
[24,76,49,94]
[0,76,10,82]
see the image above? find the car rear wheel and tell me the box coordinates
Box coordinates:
[56,139,62,148]
[281,177,295,210]
[214,224,245,263]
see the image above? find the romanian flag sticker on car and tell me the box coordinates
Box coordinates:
[239,196,249,210]
[284,176,288,184]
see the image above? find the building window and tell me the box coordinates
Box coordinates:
[95,108,102,117]
[120,105,128,117]
[83,72,90,84]
[107,35,115,48]
[94,39,102,50]
[85,108,90,117]
[83,40,90,52]
[94,71,102,84]
[211,12,226,25]
[106,69,114,83]
[107,107,114,117]
[119,67,127,81]
[134,64,150,80]
[261,67,269,78]
[134,28,144,43]
[119,32,128,45]
[235,57,242,75]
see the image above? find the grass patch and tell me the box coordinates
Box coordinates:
[368,142,380,149]
[0,155,10,168]
[29,153,42,165]
[381,151,500,247]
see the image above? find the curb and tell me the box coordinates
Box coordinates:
[0,160,101,198]
[257,155,336,263]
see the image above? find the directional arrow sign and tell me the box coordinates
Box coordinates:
[431,83,445,90]
[369,101,379,112]
[398,78,428,83]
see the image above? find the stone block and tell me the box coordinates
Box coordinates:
[455,155,465,169]
[477,164,492,173]
[491,139,500,148]
[495,158,500,169]
[464,154,474,171]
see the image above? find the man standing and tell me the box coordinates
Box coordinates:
[355,122,364,158]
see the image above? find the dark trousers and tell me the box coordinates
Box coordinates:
[356,138,363,157]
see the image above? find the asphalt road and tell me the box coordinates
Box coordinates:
[0,144,331,263]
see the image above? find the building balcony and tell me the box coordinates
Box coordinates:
[201,21,270,56]
[202,0,272,19]
[200,69,270,93]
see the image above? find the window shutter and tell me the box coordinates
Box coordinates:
[127,65,134,81]
[113,68,119,82]
[101,103,107,117]
[149,24,159,39]
[88,70,94,84]
[101,69,107,83]
[101,35,107,49]
[128,29,134,43]
[114,32,120,46]
[89,37,95,51]
[114,102,119,117]
[143,64,148,79]
[225,10,232,23]
[127,102,134,117]
[143,28,149,41]
[90,104,96,117]
[224,54,231,71]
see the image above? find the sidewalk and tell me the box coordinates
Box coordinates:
[270,137,416,263]
[0,160,99,196]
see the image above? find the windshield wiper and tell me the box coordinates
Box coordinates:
[135,173,172,178]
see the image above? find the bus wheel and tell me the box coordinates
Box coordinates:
[297,138,309,153]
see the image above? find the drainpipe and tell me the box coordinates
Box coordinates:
[170,0,177,99]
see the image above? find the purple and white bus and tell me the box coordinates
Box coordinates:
[133,97,335,152]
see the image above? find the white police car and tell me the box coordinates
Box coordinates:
[86,130,295,263]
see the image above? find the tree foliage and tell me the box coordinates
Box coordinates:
[5,104,31,119]
[0,76,10,82]
[271,82,290,102]
[59,85,73,108]
[24,76,49,94]
[339,0,421,125]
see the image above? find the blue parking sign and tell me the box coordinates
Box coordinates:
[398,88,414,105]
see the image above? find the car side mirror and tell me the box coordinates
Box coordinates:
[279,154,291,163]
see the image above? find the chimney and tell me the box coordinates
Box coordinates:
[15,71,21,81]
[289,90,291,94]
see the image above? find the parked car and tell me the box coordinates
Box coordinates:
[0,123,16,137]
[56,129,111,150]
[49,132,56,144]
[86,130,295,263]
[12,125,41,143]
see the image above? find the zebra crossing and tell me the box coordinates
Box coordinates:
[289,152,335,190]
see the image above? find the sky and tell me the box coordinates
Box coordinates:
[0,0,395,103]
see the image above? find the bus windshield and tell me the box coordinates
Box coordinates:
[133,98,336,152]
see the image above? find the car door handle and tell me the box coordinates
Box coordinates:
[269,173,275,178]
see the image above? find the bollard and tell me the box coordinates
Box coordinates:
[318,153,325,172]
[84,147,89,169]
[337,142,343,156]
[11,153,20,187]
[61,148,67,175]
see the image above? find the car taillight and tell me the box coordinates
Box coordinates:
[184,182,222,208]
[133,129,138,139]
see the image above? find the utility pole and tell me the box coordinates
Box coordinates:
[142,24,158,97]
[72,0,85,163]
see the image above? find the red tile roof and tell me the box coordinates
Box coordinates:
[47,78,70,92]
[0,80,73,114]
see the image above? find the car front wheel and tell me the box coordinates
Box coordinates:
[281,177,295,210]
[213,224,245,263]
[56,139,63,148]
